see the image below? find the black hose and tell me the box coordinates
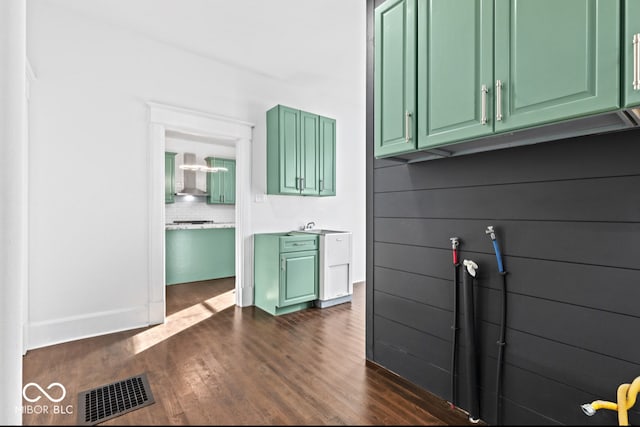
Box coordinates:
[462,264,480,422]
[450,261,459,408]
[495,272,508,425]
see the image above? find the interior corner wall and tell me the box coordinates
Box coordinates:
[25,1,366,350]
[366,1,640,425]
[0,0,26,424]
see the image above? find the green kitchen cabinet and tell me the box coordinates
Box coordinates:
[254,232,319,316]
[165,227,235,285]
[493,0,619,134]
[319,116,336,196]
[624,0,640,107]
[266,104,336,196]
[205,157,235,204]
[165,152,177,204]
[416,0,494,148]
[374,0,416,157]
[375,0,621,157]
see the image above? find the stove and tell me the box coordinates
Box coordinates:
[171,220,215,224]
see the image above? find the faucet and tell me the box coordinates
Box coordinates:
[303,221,316,231]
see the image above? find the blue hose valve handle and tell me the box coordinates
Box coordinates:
[486,226,505,273]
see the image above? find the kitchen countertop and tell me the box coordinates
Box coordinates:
[165,223,235,230]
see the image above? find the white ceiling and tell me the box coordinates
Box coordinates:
[42,0,365,85]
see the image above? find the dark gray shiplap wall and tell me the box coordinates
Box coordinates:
[365,1,640,425]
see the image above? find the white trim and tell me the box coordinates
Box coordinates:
[147,102,254,323]
[27,306,149,350]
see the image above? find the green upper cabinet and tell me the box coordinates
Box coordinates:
[494,0,619,133]
[624,0,640,107]
[205,157,235,205]
[299,111,320,195]
[417,0,494,149]
[165,152,177,204]
[374,0,417,156]
[266,104,336,196]
[319,116,336,196]
[375,0,621,157]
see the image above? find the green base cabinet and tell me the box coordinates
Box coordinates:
[254,233,318,316]
[205,157,236,204]
[165,152,177,203]
[166,228,235,285]
[624,0,640,107]
[266,105,336,196]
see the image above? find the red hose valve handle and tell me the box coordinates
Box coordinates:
[450,237,460,265]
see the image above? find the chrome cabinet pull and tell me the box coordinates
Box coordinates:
[295,177,300,190]
[300,177,305,191]
[481,84,489,125]
[319,179,324,191]
[405,111,412,142]
[634,34,640,90]
[496,80,503,121]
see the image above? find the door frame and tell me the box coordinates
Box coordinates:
[147,101,254,324]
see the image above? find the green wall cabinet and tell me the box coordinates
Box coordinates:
[165,152,177,204]
[205,157,236,204]
[319,116,336,196]
[374,0,416,157]
[165,227,235,285]
[375,0,621,157]
[254,232,319,316]
[266,104,336,196]
[624,0,640,107]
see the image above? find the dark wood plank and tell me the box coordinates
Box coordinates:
[22,279,475,426]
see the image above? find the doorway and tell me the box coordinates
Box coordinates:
[147,101,254,325]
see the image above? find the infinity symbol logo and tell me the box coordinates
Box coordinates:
[22,382,67,403]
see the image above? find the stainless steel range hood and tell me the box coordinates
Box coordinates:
[175,153,208,197]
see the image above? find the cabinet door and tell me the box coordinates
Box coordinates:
[279,106,301,195]
[222,159,236,204]
[299,111,319,195]
[624,0,640,107]
[205,157,224,204]
[279,250,318,307]
[417,0,494,149]
[494,0,619,133]
[165,152,177,203]
[374,0,417,157]
[318,116,336,196]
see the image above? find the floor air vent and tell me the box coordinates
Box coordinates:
[77,373,155,425]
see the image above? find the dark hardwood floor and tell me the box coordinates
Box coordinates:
[22,279,474,425]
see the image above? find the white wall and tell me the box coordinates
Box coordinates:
[26,1,366,349]
[1,0,26,423]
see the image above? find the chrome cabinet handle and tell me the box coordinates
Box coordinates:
[481,84,489,125]
[634,34,640,90]
[405,111,412,142]
[319,179,324,192]
[300,177,305,191]
[296,177,300,190]
[496,80,503,121]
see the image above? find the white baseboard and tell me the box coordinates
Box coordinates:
[26,305,149,351]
